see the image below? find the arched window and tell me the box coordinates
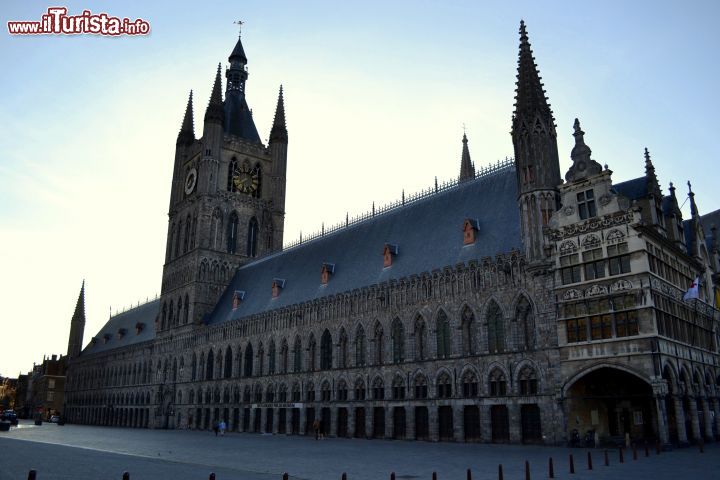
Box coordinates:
[337,380,348,401]
[354,378,366,400]
[280,339,288,374]
[306,382,315,402]
[224,347,233,379]
[168,301,174,329]
[183,214,191,254]
[227,212,239,254]
[247,217,259,257]
[266,384,275,402]
[462,371,478,397]
[372,377,385,400]
[258,342,265,376]
[320,330,333,370]
[308,335,317,371]
[489,368,507,396]
[291,382,301,402]
[391,318,405,364]
[161,302,167,331]
[176,296,182,327]
[268,340,276,375]
[414,374,428,399]
[321,381,331,402]
[515,296,535,351]
[206,350,214,380]
[415,316,427,361]
[338,329,348,369]
[392,376,405,399]
[189,389,195,404]
[183,294,189,324]
[374,322,384,365]
[252,164,262,198]
[278,384,288,402]
[461,306,475,355]
[293,337,302,373]
[437,372,452,398]
[436,310,451,358]
[518,366,538,395]
[174,219,182,258]
[244,343,254,377]
[487,301,505,353]
[211,209,223,250]
[227,158,238,192]
[355,325,366,367]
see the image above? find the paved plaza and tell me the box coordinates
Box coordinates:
[1,420,719,480]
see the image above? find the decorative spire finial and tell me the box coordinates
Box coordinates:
[688,180,698,217]
[565,118,602,182]
[177,90,195,145]
[459,129,475,182]
[643,147,661,196]
[269,84,287,143]
[233,20,244,36]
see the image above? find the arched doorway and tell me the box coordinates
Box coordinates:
[564,366,655,444]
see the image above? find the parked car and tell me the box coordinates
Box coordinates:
[49,415,60,423]
[1,410,19,426]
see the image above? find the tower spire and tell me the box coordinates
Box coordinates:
[67,280,86,358]
[204,63,224,125]
[269,85,288,143]
[644,147,661,196]
[459,131,475,181]
[176,90,195,146]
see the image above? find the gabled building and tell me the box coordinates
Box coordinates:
[63,23,720,446]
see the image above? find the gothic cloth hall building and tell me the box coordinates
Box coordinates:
[64,23,720,446]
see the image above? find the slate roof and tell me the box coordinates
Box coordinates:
[207,165,521,325]
[224,93,261,143]
[612,177,647,201]
[82,299,159,355]
[702,209,720,251]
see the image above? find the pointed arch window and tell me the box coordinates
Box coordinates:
[211,209,223,250]
[374,322,384,365]
[293,337,302,373]
[489,369,507,396]
[183,214,191,253]
[174,219,182,258]
[392,376,406,400]
[227,158,238,192]
[391,318,405,364]
[320,330,333,370]
[355,325,366,367]
[280,340,289,374]
[308,335,317,371]
[372,377,385,400]
[247,217,259,257]
[515,296,535,351]
[168,301,174,330]
[268,340,276,374]
[224,347,233,379]
[161,302,167,331]
[354,378,366,400]
[436,311,451,359]
[461,306,475,355]
[176,296,182,327]
[338,329,348,369]
[487,301,505,353]
[462,371,478,397]
[183,294,189,324]
[414,375,428,399]
[206,349,214,380]
[227,212,239,254]
[191,353,197,380]
[519,366,538,395]
[437,372,452,398]
[258,342,265,376]
[244,343,254,377]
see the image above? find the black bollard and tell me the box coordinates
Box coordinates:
[466,468,472,480]
[587,451,593,470]
[391,473,396,480]
[122,472,129,480]
[645,442,649,457]
[569,454,575,474]
[525,460,530,480]
[28,470,37,480]
[432,472,437,480]
[283,474,289,480]
[342,473,347,480]
[619,447,624,463]
[604,449,609,467]
[548,457,554,479]
[209,474,216,480]
[497,464,503,480]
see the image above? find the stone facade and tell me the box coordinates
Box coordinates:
[63,23,720,447]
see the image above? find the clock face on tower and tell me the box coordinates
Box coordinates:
[184,168,197,195]
[232,165,259,195]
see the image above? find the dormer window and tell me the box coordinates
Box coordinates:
[321,263,335,285]
[577,189,597,220]
[272,278,286,298]
[91,337,98,345]
[135,322,145,335]
[103,333,111,344]
[232,290,246,309]
[463,219,480,245]
[117,328,127,339]
[383,244,399,267]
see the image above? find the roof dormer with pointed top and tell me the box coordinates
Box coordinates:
[459,132,475,182]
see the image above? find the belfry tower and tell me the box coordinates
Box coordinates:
[159,32,288,333]
[511,21,562,264]
[66,281,86,358]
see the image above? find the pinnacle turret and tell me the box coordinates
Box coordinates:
[229,33,248,63]
[459,132,475,182]
[644,147,661,196]
[688,181,699,218]
[565,118,602,182]
[512,20,555,135]
[177,90,195,146]
[270,85,288,144]
[67,280,86,358]
[204,64,224,125]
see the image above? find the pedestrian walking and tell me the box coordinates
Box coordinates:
[219,420,226,436]
[312,419,320,440]
[213,422,219,436]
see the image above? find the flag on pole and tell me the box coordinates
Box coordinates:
[683,277,700,301]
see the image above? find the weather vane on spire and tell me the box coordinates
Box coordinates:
[234,20,244,35]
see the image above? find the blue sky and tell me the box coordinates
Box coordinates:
[1,0,718,376]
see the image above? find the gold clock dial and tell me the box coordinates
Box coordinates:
[233,166,259,194]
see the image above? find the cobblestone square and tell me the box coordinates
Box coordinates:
[1,421,719,480]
